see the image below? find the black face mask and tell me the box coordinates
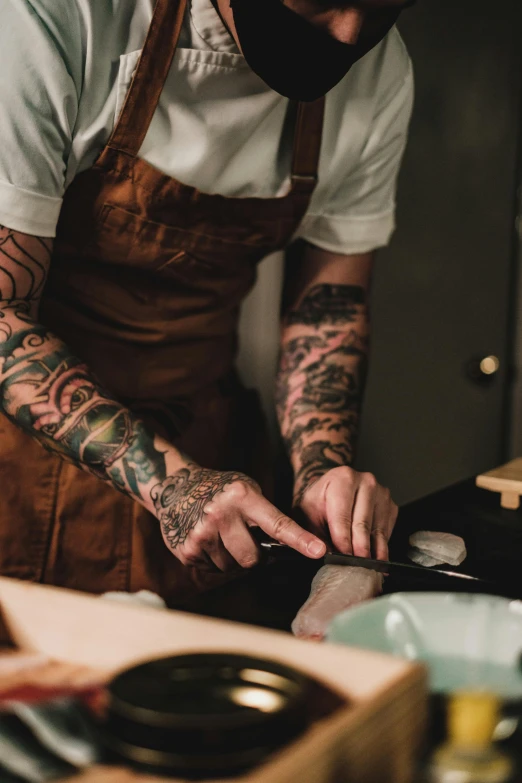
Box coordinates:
[229,0,404,102]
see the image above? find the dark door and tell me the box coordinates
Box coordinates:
[357,0,522,503]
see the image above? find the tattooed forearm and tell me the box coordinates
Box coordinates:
[284,284,365,326]
[0,299,168,496]
[0,225,186,516]
[280,333,367,423]
[276,284,369,503]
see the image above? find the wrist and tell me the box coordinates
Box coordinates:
[115,435,199,517]
[292,469,325,508]
[291,447,354,508]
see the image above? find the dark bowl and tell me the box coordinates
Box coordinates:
[103,652,331,779]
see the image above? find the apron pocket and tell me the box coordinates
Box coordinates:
[96,203,274,268]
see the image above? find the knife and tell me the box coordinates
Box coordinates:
[258,539,491,586]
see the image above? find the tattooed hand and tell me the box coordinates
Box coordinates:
[152,464,326,571]
[295,467,398,560]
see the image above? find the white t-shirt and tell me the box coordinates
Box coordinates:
[0,0,413,253]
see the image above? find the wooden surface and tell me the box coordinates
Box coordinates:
[476,457,522,509]
[0,577,427,783]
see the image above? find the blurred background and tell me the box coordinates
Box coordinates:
[238,0,522,505]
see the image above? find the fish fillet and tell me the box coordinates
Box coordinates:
[291,565,383,641]
[408,547,446,568]
[409,531,467,566]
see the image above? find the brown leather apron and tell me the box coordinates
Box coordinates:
[0,0,324,606]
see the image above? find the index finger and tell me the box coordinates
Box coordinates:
[246,494,326,559]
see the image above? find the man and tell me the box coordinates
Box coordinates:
[0,0,413,603]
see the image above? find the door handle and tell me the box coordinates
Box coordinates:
[466,355,500,384]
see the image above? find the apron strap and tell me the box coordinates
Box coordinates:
[107,0,188,157]
[290,97,326,195]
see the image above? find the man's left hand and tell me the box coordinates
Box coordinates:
[295,466,398,560]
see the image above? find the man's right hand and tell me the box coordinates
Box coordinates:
[152,464,327,572]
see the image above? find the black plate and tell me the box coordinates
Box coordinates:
[104,652,343,779]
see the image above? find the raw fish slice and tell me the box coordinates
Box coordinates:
[291,565,383,641]
[408,531,467,566]
[408,547,446,568]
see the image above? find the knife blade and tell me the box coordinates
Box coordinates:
[258,540,491,586]
[323,552,487,583]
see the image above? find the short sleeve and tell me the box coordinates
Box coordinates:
[0,1,81,237]
[296,31,414,255]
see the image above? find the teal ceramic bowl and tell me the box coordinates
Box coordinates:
[326,593,522,696]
